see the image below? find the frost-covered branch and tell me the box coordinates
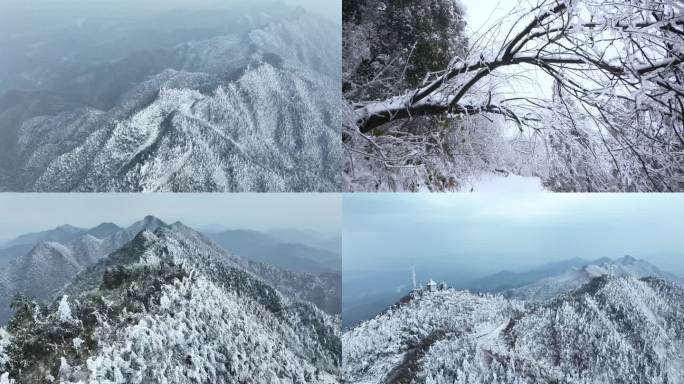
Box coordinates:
[354,0,684,133]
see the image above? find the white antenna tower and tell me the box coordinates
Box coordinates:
[412,265,417,290]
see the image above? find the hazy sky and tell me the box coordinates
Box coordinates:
[284,0,340,23]
[343,194,684,277]
[0,194,340,243]
[0,0,340,23]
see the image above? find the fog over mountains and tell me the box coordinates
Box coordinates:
[207,229,341,274]
[0,217,340,382]
[0,0,341,191]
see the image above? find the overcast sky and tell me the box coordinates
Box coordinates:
[343,194,684,277]
[0,194,340,243]
[0,0,340,23]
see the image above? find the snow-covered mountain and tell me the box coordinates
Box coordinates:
[343,276,684,383]
[0,5,341,192]
[3,225,86,248]
[0,218,341,325]
[502,255,681,302]
[0,217,167,324]
[0,221,340,383]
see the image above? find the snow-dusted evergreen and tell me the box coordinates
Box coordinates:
[0,220,340,383]
[343,276,684,383]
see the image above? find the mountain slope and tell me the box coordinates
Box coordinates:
[207,229,341,274]
[343,277,684,384]
[3,225,85,248]
[503,255,681,301]
[497,276,684,383]
[343,288,521,384]
[0,223,340,383]
[0,217,167,324]
[468,257,590,293]
[0,245,32,269]
[1,9,341,192]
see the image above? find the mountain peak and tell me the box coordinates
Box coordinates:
[130,216,167,231]
[55,224,80,231]
[169,221,190,229]
[143,215,162,223]
[86,222,121,239]
[593,257,612,264]
[617,254,638,264]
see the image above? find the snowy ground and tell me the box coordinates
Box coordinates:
[464,173,546,192]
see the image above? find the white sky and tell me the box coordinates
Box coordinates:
[0,0,340,23]
[460,0,554,101]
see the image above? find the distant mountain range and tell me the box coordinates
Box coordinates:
[0,2,340,191]
[468,257,590,292]
[473,255,682,301]
[0,218,341,324]
[206,229,340,274]
[0,217,339,383]
[342,255,682,329]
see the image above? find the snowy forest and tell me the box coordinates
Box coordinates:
[0,0,341,192]
[343,275,684,383]
[0,218,341,383]
[343,0,684,191]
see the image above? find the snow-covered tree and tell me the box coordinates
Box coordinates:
[345,0,684,191]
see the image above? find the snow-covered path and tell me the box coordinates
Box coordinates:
[465,173,545,192]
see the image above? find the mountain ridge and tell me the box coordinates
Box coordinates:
[0,218,341,325]
[0,217,169,324]
[0,7,341,192]
[502,255,682,302]
[0,218,340,383]
[343,275,684,383]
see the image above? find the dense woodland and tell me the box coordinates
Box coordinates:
[343,0,684,191]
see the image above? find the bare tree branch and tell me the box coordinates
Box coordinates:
[354,0,684,133]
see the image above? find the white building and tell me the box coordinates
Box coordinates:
[427,279,437,292]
